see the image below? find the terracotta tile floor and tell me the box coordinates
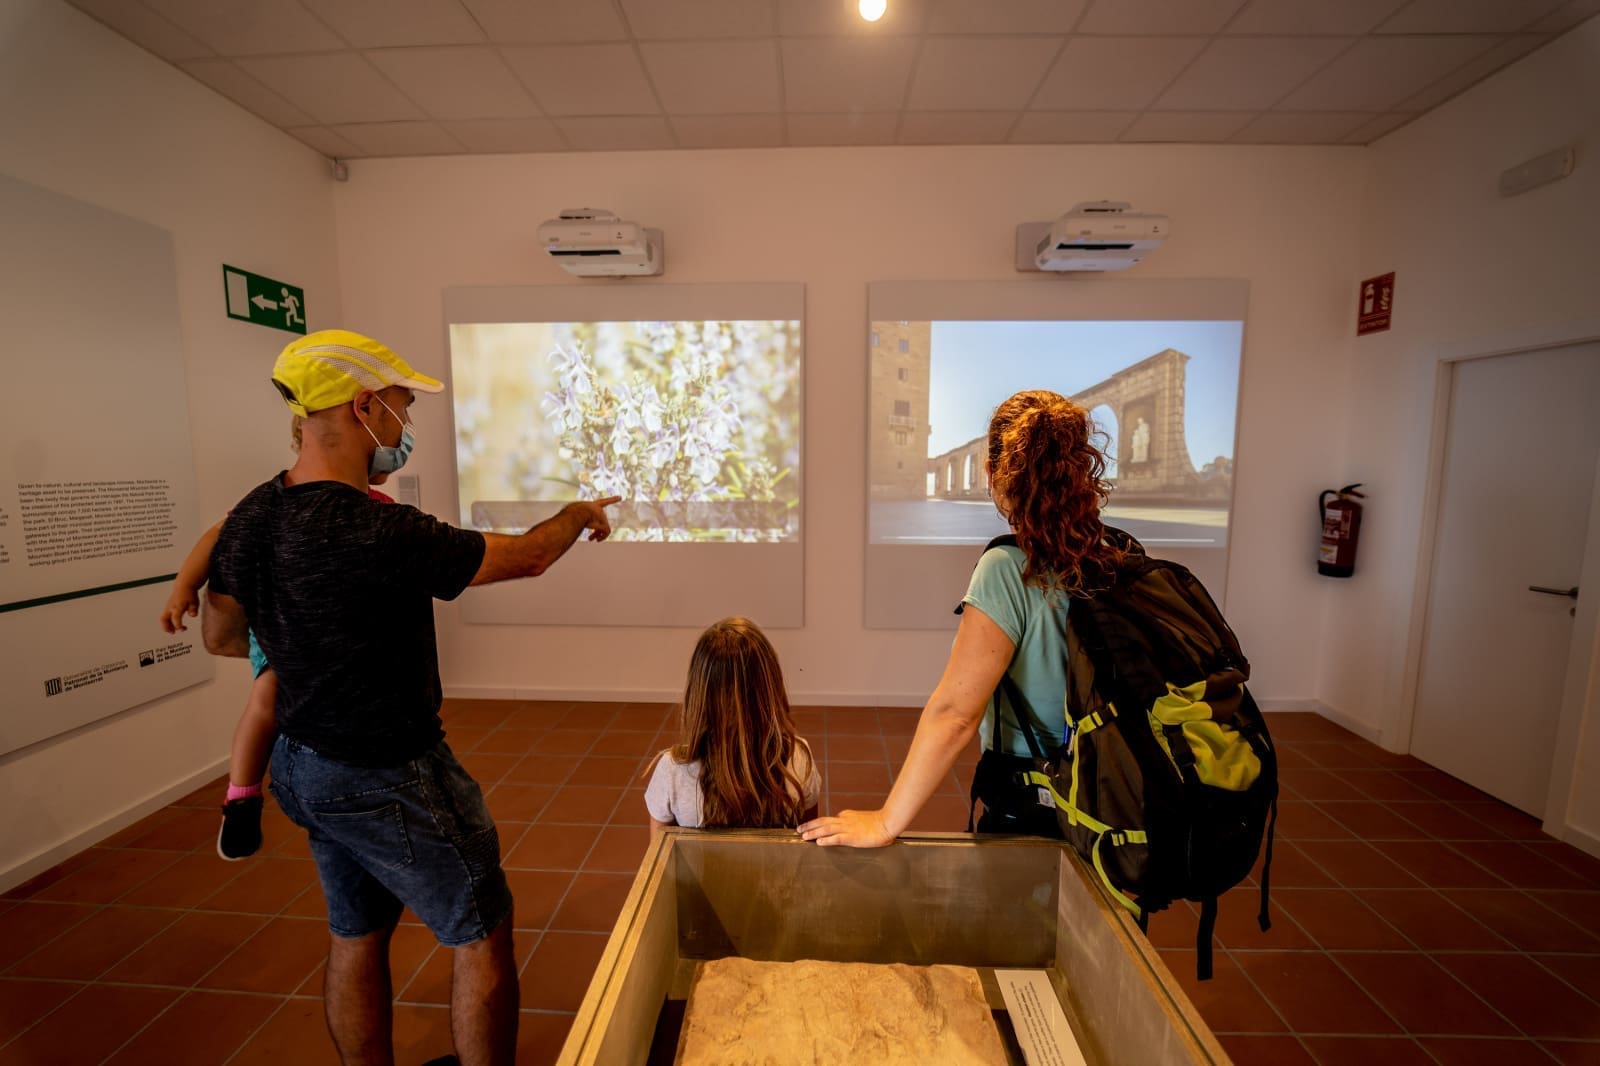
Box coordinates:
[3,704,1598,1065]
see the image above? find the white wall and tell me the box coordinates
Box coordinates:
[0,0,340,886]
[1321,20,1600,832]
[1323,19,1600,736]
[333,143,1366,709]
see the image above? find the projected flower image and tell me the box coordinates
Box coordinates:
[451,320,800,542]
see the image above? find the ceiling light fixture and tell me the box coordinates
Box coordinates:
[859,0,887,22]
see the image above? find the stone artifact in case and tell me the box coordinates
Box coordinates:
[677,957,1008,1065]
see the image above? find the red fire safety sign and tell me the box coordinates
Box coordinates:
[1357,272,1395,335]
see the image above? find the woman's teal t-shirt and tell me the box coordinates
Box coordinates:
[960,544,1070,757]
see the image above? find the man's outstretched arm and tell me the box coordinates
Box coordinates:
[470,496,620,586]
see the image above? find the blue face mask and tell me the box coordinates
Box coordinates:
[361,396,415,477]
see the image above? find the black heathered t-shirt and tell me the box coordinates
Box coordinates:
[208,474,486,767]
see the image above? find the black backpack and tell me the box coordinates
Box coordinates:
[966,529,1278,980]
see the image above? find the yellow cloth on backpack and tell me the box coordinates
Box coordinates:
[1150,682,1261,792]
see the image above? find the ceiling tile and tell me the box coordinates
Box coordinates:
[1120,110,1254,140]
[1010,110,1137,141]
[640,41,781,114]
[141,0,345,55]
[1377,0,1566,33]
[444,118,567,152]
[1032,37,1206,110]
[1121,111,1254,140]
[178,58,316,126]
[621,0,776,39]
[1077,0,1248,35]
[501,45,660,115]
[777,0,929,35]
[1530,0,1600,32]
[461,0,627,43]
[68,0,1573,160]
[1341,111,1418,142]
[366,46,538,119]
[785,112,900,144]
[925,0,1089,34]
[555,116,676,150]
[1154,36,1348,110]
[1230,110,1370,142]
[671,114,786,148]
[781,37,917,112]
[1225,0,1406,34]
[299,0,485,48]
[1395,33,1552,111]
[67,0,214,60]
[331,120,466,155]
[285,125,365,157]
[897,111,1016,143]
[1275,35,1501,111]
[907,37,1063,110]
[236,53,427,124]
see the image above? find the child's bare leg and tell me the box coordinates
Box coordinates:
[230,668,278,788]
[219,669,277,861]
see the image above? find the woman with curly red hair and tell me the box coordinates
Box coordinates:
[800,389,1122,846]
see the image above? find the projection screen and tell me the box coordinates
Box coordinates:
[444,283,803,627]
[865,279,1247,629]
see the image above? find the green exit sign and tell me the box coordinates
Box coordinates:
[222,264,306,335]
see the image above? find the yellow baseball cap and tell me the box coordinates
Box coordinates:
[271,329,444,417]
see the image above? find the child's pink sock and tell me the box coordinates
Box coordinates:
[226,783,262,803]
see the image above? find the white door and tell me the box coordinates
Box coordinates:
[1411,343,1600,815]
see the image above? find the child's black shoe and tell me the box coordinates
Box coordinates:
[217,796,264,860]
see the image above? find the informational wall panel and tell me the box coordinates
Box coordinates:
[0,173,211,755]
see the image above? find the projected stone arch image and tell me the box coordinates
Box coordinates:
[1089,402,1119,477]
[933,439,988,500]
[870,313,1241,547]
[869,328,1236,548]
[1068,348,1202,498]
[928,349,1207,500]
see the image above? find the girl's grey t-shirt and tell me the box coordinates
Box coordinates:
[644,738,821,828]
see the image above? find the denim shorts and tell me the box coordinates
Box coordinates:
[268,735,512,946]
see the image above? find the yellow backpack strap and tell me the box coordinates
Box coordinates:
[1092,829,1149,916]
[1066,702,1117,820]
[1075,704,1117,737]
[1020,770,1069,813]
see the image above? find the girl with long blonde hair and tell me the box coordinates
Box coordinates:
[801,390,1121,845]
[645,617,820,830]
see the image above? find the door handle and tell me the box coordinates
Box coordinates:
[1528,585,1579,599]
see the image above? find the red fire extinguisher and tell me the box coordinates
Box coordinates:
[1318,484,1365,578]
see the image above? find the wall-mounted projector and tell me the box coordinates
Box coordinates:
[537,208,663,277]
[1015,201,1168,273]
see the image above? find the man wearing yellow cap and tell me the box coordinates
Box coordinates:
[203,330,616,1066]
